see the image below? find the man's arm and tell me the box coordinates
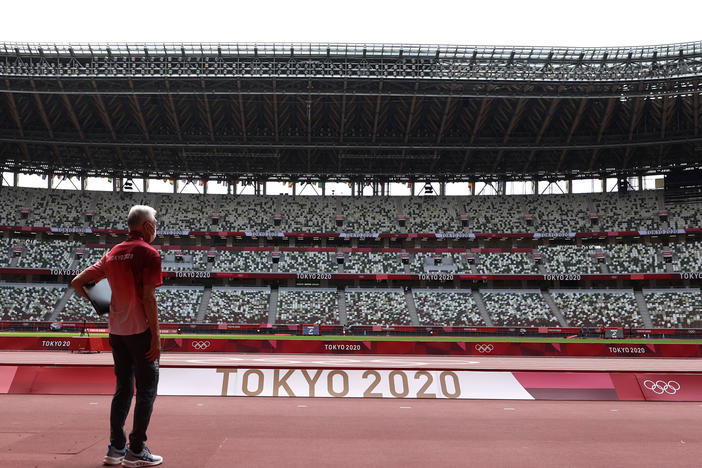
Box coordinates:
[71,266,105,299]
[143,284,161,362]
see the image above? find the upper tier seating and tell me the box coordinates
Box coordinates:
[462,195,526,233]
[482,290,558,326]
[156,193,217,231]
[0,187,691,233]
[346,289,410,325]
[217,196,276,232]
[277,288,339,324]
[339,197,397,233]
[156,287,203,323]
[413,289,484,326]
[402,197,461,233]
[204,287,270,324]
[279,196,336,232]
[0,284,65,321]
[0,188,34,226]
[529,194,590,233]
[552,290,642,326]
[644,289,702,328]
[92,191,155,229]
[668,203,702,229]
[590,191,659,231]
[32,190,93,228]
[278,251,337,273]
[476,253,539,274]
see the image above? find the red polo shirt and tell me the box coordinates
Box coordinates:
[84,232,162,335]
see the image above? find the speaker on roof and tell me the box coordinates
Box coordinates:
[617,178,628,194]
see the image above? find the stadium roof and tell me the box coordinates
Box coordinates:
[1,41,701,182]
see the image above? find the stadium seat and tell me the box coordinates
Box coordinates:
[156,287,204,323]
[644,289,702,328]
[481,290,558,326]
[551,290,642,327]
[345,289,410,325]
[0,284,65,321]
[204,287,270,324]
[277,288,339,324]
[413,289,484,326]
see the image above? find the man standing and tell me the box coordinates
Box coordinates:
[72,205,163,467]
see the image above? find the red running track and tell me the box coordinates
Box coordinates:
[0,394,700,467]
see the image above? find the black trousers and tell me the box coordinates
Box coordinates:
[109,330,159,453]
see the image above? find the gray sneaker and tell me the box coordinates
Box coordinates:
[121,446,163,467]
[103,445,127,465]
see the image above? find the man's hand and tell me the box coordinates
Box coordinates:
[143,284,161,362]
[145,336,161,362]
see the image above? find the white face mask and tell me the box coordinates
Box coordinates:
[144,219,156,243]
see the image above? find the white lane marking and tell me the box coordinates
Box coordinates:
[297,405,308,408]
[610,409,619,412]
[400,406,412,409]
[503,408,516,411]
[89,402,98,405]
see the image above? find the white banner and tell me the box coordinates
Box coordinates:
[158,368,534,400]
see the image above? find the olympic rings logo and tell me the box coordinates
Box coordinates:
[191,340,211,350]
[643,380,681,395]
[474,344,494,354]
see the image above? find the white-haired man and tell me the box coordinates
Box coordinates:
[72,205,163,467]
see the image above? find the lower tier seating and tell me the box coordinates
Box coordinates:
[277,288,339,324]
[156,287,203,323]
[644,289,702,328]
[413,290,484,326]
[204,287,271,324]
[345,289,410,325]
[0,284,65,321]
[552,290,642,327]
[482,290,558,326]
[55,292,100,322]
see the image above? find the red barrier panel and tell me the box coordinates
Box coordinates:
[635,374,702,401]
[1,365,700,400]
[2,336,702,358]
